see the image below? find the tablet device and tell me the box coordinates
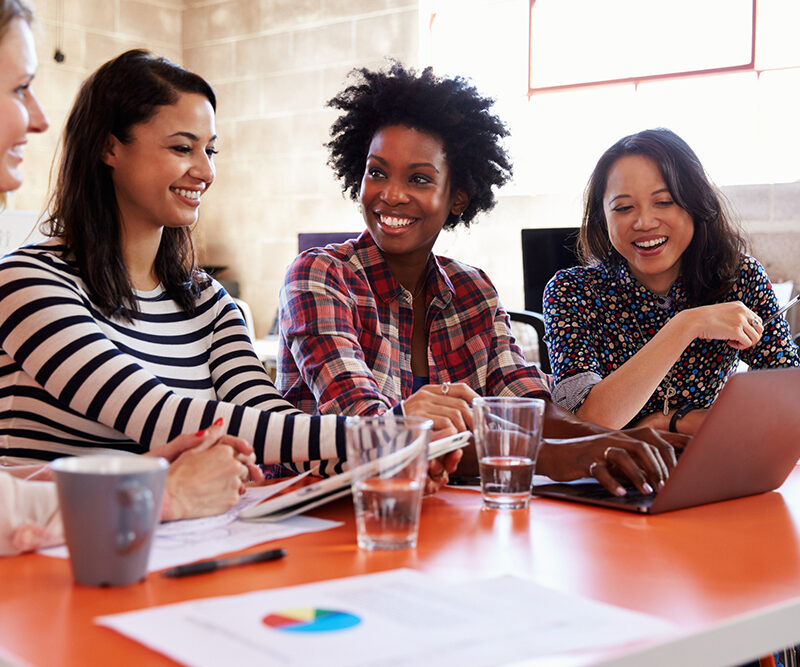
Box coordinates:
[533,367,800,514]
[239,431,472,522]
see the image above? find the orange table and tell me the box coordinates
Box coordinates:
[3,469,800,666]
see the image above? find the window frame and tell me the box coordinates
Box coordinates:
[527,0,757,96]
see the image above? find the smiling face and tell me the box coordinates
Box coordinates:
[359,125,468,268]
[0,18,48,194]
[103,92,216,235]
[603,154,694,294]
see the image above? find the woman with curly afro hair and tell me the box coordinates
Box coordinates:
[277,63,679,495]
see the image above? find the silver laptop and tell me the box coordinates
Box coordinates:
[532,367,800,513]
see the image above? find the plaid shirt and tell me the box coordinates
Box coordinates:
[277,232,551,416]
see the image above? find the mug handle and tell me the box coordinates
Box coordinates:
[116,481,155,554]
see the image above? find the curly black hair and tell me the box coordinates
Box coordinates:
[326,62,512,229]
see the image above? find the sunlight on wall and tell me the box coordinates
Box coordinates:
[423,0,800,196]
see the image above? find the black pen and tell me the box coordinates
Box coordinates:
[161,548,286,578]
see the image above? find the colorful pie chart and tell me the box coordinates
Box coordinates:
[262,608,362,633]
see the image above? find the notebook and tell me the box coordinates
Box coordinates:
[532,367,800,514]
[239,430,472,522]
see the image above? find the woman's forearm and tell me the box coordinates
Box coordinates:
[573,314,695,429]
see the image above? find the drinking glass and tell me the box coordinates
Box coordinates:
[472,397,545,509]
[345,415,432,550]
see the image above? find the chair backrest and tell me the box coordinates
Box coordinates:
[521,228,580,313]
[507,309,550,374]
[297,232,361,254]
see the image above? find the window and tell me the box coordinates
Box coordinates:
[529,0,755,93]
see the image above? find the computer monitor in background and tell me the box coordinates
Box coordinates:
[521,228,581,314]
[297,232,361,254]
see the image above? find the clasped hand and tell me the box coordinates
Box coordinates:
[148,422,263,521]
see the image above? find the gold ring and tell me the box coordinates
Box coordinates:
[441,382,451,395]
[588,461,599,476]
[603,446,614,460]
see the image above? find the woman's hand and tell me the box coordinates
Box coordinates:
[162,445,247,521]
[635,409,709,435]
[678,301,763,350]
[632,411,670,431]
[424,448,463,495]
[537,427,683,497]
[401,383,478,439]
[152,420,265,521]
[147,421,263,483]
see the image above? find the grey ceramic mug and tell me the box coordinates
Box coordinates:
[51,455,168,586]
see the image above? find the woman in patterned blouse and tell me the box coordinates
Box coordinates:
[544,128,800,433]
[279,64,686,496]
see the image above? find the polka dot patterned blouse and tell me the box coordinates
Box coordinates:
[543,255,800,426]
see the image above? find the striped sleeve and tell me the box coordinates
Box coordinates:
[0,245,345,471]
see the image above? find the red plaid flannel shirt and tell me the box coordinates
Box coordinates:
[277,232,551,416]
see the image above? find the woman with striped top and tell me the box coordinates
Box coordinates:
[0,5,281,553]
[0,48,352,479]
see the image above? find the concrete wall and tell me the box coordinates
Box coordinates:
[182,0,420,335]
[11,0,183,214]
[7,1,800,338]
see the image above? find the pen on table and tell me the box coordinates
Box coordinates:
[763,293,800,326]
[161,548,286,578]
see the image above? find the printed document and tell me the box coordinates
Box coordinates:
[97,569,675,667]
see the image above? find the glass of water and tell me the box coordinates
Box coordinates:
[472,397,545,509]
[345,415,432,550]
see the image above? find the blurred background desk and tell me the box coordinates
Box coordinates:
[3,470,800,666]
[252,334,279,378]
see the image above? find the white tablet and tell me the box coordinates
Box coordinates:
[239,431,472,522]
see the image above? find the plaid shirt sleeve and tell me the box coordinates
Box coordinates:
[487,303,552,398]
[279,250,396,417]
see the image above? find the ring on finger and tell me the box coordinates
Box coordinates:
[603,446,615,460]
[751,316,761,328]
[588,461,599,476]
[441,382,451,395]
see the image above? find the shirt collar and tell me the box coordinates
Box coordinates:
[609,261,687,310]
[352,232,455,306]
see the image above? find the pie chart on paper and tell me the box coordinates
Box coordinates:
[262,608,362,633]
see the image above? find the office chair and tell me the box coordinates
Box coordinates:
[507,309,550,373]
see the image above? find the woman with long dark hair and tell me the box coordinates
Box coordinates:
[0,48,350,477]
[0,4,280,553]
[544,128,799,433]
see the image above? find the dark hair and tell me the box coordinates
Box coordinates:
[0,0,32,40]
[326,62,512,229]
[44,49,216,318]
[579,128,746,306]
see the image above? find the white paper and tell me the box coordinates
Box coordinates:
[40,476,342,571]
[96,569,675,667]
